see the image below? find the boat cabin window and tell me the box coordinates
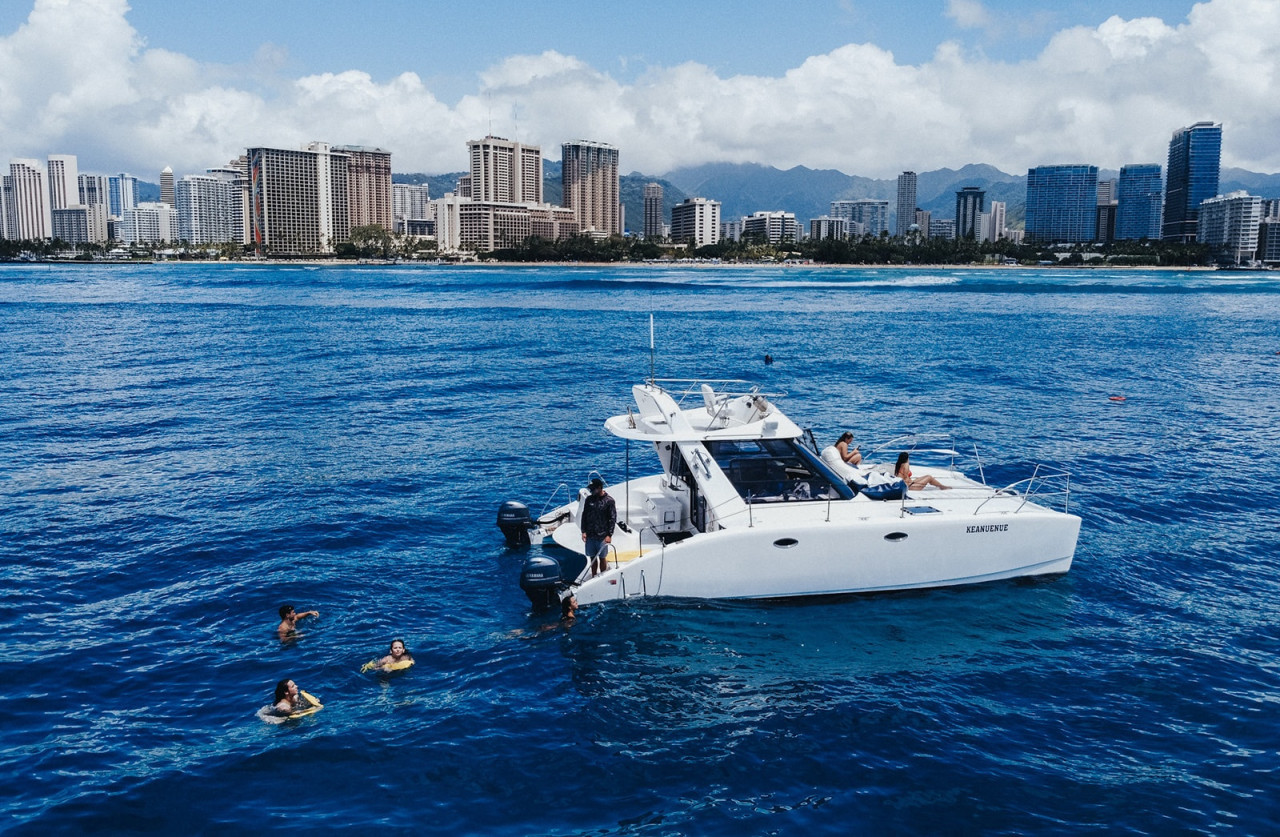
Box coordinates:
[704,438,853,503]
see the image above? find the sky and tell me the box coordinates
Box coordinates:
[0,0,1277,179]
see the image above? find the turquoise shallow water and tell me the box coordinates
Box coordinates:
[1,263,1279,833]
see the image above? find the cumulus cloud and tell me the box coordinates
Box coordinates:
[1,0,1278,179]
[945,0,994,30]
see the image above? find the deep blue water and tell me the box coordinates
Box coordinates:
[1,262,1279,834]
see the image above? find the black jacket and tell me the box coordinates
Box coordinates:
[581,491,617,539]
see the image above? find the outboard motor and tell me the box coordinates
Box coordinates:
[497,501,535,548]
[518,551,590,611]
[519,555,565,612]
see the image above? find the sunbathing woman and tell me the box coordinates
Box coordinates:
[895,452,950,490]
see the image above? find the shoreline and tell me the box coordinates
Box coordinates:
[3,259,1224,272]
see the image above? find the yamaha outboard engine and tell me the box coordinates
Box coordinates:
[518,551,590,611]
[519,555,565,612]
[497,501,535,548]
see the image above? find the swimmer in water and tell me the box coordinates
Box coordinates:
[369,639,414,672]
[560,593,578,626]
[272,679,316,715]
[277,604,319,639]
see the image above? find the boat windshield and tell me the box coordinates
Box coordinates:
[705,438,854,503]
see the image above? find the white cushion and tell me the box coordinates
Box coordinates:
[821,446,864,485]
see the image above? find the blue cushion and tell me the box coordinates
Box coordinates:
[861,480,907,501]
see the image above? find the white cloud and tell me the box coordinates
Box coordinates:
[1,0,1278,180]
[945,0,994,31]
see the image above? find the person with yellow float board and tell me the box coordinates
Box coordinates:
[360,638,415,674]
[259,678,323,723]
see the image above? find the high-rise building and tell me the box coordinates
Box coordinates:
[8,159,52,240]
[955,187,986,240]
[47,155,79,210]
[643,182,664,240]
[928,218,955,240]
[670,197,721,247]
[1197,191,1262,265]
[1162,121,1222,243]
[562,140,621,235]
[831,200,889,237]
[334,146,393,232]
[247,142,351,254]
[204,165,248,244]
[469,136,542,204]
[0,176,12,239]
[78,174,109,210]
[743,211,797,244]
[1115,164,1163,241]
[109,173,138,217]
[978,201,1006,243]
[1025,164,1099,243]
[175,174,238,244]
[810,216,848,241]
[914,209,932,238]
[120,202,175,244]
[392,183,432,233]
[896,171,917,237]
[160,166,175,208]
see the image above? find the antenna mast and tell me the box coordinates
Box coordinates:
[649,314,655,384]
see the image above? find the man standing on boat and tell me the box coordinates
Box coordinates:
[581,477,617,577]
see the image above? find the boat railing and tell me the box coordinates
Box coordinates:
[653,378,789,407]
[973,465,1073,515]
[536,483,571,523]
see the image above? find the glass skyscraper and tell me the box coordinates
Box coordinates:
[1115,164,1163,241]
[1161,121,1221,243]
[1024,165,1098,243]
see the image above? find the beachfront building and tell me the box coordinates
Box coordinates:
[643,182,664,240]
[1115,164,1163,240]
[743,210,797,245]
[469,136,542,204]
[896,171,917,237]
[392,183,432,234]
[810,216,848,241]
[1025,164,1098,243]
[670,197,721,248]
[929,218,955,240]
[955,187,985,240]
[47,155,79,210]
[562,140,621,236]
[1162,121,1221,243]
[1197,191,1262,265]
[175,174,239,244]
[1258,220,1280,265]
[976,201,1006,243]
[833,199,889,238]
[434,136,589,253]
[247,142,350,254]
[120,201,175,244]
[335,146,393,232]
[7,159,52,240]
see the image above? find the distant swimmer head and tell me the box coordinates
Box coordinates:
[278,604,295,620]
[388,639,410,659]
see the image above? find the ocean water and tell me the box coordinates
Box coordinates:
[1,262,1278,834]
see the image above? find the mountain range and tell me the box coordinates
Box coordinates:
[396,162,1280,234]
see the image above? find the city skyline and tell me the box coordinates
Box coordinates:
[1,0,1277,180]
